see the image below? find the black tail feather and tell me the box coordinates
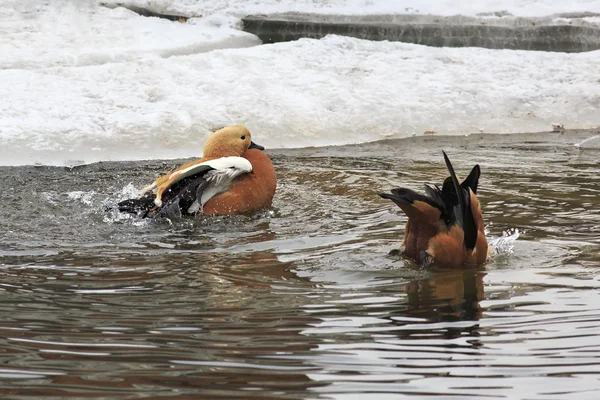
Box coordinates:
[442,151,477,250]
[442,151,465,213]
[462,165,481,194]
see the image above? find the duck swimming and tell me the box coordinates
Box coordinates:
[117,124,276,218]
[379,151,488,268]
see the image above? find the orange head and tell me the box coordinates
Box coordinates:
[202,125,256,158]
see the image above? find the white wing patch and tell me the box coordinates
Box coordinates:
[170,156,251,181]
[183,157,253,214]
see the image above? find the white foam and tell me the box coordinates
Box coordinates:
[119,183,142,200]
[489,228,521,255]
[66,190,96,206]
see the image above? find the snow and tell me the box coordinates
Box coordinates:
[1,1,600,166]
[0,2,259,69]
[2,34,599,166]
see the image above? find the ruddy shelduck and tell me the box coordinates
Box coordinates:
[379,151,488,268]
[117,125,276,218]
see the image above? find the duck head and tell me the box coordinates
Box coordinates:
[203,124,264,158]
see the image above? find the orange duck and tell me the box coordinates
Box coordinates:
[117,125,276,218]
[379,151,488,268]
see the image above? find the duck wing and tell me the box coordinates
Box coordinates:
[117,157,252,218]
[379,185,446,227]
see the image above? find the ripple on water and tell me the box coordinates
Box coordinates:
[0,138,600,398]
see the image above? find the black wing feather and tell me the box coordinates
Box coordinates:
[379,187,443,211]
[442,151,478,250]
[116,168,215,218]
[116,194,156,217]
[461,165,480,195]
[153,176,211,218]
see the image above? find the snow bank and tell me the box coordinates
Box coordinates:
[2,35,599,165]
[0,1,259,70]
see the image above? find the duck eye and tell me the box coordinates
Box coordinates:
[240,135,246,140]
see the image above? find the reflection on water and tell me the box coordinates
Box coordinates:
[0,132,599,399]
[405,268,485,322]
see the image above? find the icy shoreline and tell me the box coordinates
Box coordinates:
[96,0,600,19]
[98,4,600,52]
[242,13,600,52]
[2,127,599,167]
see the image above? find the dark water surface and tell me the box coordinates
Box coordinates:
[1,132,600,399]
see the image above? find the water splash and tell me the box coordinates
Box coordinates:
[102,207,135,225]
[99,183,150,226]
[574,134,600,148]
[489,228,520,255]
[119,183,140,200]
[66,190,96,206]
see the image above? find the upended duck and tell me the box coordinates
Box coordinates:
[379,151,488,268]
[116,125,276,218]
